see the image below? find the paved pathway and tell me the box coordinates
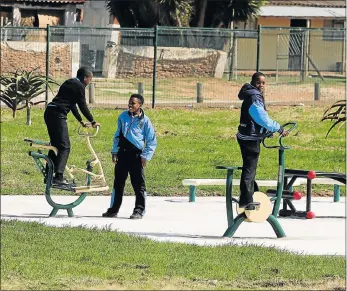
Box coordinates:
[1,195,345,256]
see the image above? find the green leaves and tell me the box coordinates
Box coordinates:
[321,100,346,137]
[105,0,267,27]
[0,67,59,120]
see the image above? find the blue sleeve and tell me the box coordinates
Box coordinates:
[249,101,282,133]
[111,116,122,154]
[141,118,157,161]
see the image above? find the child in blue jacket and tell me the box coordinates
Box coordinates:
[103,94,157,219]
[237,72,288,210]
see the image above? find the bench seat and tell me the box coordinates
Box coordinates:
[182,177,344,202]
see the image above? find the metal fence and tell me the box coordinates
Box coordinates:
[1,25,345,107]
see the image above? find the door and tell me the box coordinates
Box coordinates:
[289,19,307,70]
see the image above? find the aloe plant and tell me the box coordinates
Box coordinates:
[321,100,346,137]
[0,68,58,125]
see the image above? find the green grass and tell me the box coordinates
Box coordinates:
[1,220,345,290]
[1,106,345,196]
[47,76,345,105]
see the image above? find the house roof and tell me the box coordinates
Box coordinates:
[259,6,346,18]
[266,1,346,8]
[14,0,85,3]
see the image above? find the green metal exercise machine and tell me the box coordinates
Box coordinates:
[217,122,298,238]
[24,124,109,217]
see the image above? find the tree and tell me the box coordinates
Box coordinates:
[105,0,267,28]
[0,68,58,125]
[321,100,346,137]
[105,0,193,28]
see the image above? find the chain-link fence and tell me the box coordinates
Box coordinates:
[1,25,345,107]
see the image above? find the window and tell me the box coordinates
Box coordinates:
[323,20,345,41]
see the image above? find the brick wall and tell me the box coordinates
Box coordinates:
[0,42,75,78]
[103,46,227,78]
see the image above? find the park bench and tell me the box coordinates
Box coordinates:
[182,177,343,202]
[182,178,301,202]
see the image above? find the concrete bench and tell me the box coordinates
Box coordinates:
[182,178,301,202]
[182,178,344,202]
[296,177,344,202]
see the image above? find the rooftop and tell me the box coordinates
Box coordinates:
[266,1,346,8]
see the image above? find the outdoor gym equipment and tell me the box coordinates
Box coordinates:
[217,122,299,238]
[279,169,346,219]
[24,123,109,217]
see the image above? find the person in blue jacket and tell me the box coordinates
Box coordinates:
[103,94,157,219]
[237,72,288,210]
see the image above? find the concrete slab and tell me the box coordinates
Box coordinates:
[1,195,345,256]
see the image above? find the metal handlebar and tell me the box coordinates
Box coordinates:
[78,123,100,137]
[262,122,297,149]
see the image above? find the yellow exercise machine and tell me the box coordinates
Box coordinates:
[24,123,109,217]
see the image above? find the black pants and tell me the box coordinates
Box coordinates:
[44,107,70,175]
[237,138,261,207]
[109,149,146,215]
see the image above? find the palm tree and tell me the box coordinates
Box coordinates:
[191,0,267,28]
[105,0,266,28]
[105,0,193,28]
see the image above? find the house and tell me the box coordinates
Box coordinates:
[0,0,119,76]
[0,0,85,28]
[234,0,346,73]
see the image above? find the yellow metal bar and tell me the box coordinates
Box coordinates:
[73,185,109,194]
[31,143,58,155]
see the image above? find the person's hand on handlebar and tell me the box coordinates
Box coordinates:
[280,130,289,137]
[80,121,87,127]
[91,121,100,128]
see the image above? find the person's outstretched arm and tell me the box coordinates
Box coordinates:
[71,104,84,125]
[249,100,284,134]
[76,85,95,124]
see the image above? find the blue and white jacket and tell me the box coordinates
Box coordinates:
[236,83,284,141]
[111,109,157,160]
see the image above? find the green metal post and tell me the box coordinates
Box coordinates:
[272,148,285,216]
[223,214,246,237]
[256,25,261,72]
[267,215,286,238]
[333,184,340,202]
[152,25,158,108]
[189,186,196,202]
[45,24,50,108]
[29,152,88,217]
[225,169,234,227]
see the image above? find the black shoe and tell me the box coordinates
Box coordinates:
[244,202,261,211]
[52,177,69,185]
[102,211,118,218]
[130,211,143,219]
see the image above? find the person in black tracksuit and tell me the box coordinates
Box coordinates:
[44,67,100,185]
[236,72,288,210]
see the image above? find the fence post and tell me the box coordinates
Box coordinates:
[197,83,203,103]
[256,25,261,72]
[89,83,95,104]
[138,82,144,96]
[314,82,320,101]
[152,25,158,108]
[45,24,50,107]
[303,26,310,81]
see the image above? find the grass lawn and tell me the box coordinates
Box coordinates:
[1,220,345,290]
[1,106,345,290]
[1,106,345,196]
